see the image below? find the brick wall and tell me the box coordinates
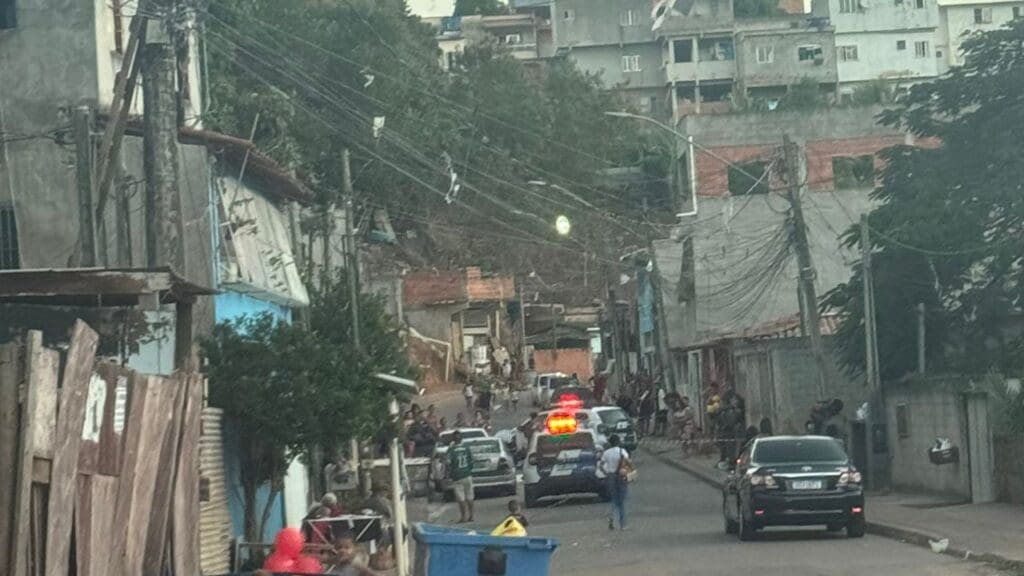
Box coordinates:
[465,266,516,302]
[533,348,593,382]
[403,271,466,308]
[693,135,908,197]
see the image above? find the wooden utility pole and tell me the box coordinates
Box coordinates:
[782,135,829,399]
[917,302,926,374]
[142,13,185,272]
[860,215,881,487]
[73,106,97,266]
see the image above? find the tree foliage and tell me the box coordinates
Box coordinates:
[734,0,784,18]
[454,0,508,16]
[203,270,415,543]
[204,0,662,295]
[823,19,1024,380]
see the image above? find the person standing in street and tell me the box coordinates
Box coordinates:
[448,430,475,523]
[599,434,633,530]
[463,382,475,411]
[654,385,669,437]
[510,385,520,412]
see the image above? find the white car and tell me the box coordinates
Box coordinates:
[532,372,571,406]
[428,427,488,491]
[522,426,607,508]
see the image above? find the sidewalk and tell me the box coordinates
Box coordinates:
[641,438,1024,570]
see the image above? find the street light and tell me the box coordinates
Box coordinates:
[374,373,418,576]
[604,111,698,218]
[555,214,572,236]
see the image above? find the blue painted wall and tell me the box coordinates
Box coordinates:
[215,290,292,541]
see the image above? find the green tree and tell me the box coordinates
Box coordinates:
[822,19,1024,380]
[203,271,415,545]
[454,0,508,16]
[734,0,784,18]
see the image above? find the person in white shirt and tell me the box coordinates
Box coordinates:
[598,435,632,530]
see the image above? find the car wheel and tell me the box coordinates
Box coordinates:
[524,486,540,508]
[738,506,757,541]
[847,517,866,538]
[723,497,739,535]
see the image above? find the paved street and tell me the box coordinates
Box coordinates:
[411,394,1012,576]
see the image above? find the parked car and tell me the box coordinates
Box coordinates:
[427,427,489,491]
[432,436,517,498]
[532,373,570,406]
[591,405,637,451]
[722,435,865,541]
[523,421,606,508]
[547,386,597,410]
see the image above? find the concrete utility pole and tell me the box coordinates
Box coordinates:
[648,242,677,393]
[917,302,926,374]
[342,148,360,348]
[861,215,881,488]
[517,275,528,372]
[782,135,829,400]
[142,11,185,272]
[73,106,97,266]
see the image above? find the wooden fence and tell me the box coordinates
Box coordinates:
[0,320,203,576]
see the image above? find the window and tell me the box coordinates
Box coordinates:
[445,51,462,71]
[915,0,924,7]
[752,438,848,464]
[728,161,769,195]
[832,155,875,190]
[1,0,14,29]
[620,9,637,26]
[621,54,642,72]
[839,0,857,12]
[798,44,824,62]
[1014,6,1021,18]
[755,45,774,63]
[673,39,694,63]
[838,45,859,61]
[502,33,522,44]
[0,206,19,270]
[896,40,907,50]
[974,7,992,22]
[896,404,910,438]
[914,40,929,57]
[562,9,574,20]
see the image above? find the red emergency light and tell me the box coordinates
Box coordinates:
[545,412,578,435]
[556,393,583,410]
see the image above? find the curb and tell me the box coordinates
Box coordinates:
[643,445,1024,573]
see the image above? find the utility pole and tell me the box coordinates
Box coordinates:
[861,215,881,488]
[142,11,185,272]
[518,275,528,372]
[73,106,97,267]
[782,135,829,399]
[648,242,677,393]
[917,303,926,374]
[342,148,360,348]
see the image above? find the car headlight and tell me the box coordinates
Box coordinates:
[749,473,777,488]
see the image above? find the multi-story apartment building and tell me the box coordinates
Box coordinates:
[428,10,554,71]
[827,0,942,90]
[936,0,1022,72]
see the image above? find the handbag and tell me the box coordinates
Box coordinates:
[616,448,638,483]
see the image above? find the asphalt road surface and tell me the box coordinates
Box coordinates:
[411,392,1009,576]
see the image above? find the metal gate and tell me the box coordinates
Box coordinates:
[199,408,232,574]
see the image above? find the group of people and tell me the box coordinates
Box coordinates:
[402,401,497,457]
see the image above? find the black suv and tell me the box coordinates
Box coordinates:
[723,435,865,541]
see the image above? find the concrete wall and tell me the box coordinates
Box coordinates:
[565,43,665,90]
[994,433,1024,505]
[406,304,465,344]
[884,379,972,499]
[533,347,593,381]
[552,0,657,48]
[827,0,941,83]
[735,26,838,88]
[733,337,865,434]
[829,0,940,32]
[937,1,1021,72]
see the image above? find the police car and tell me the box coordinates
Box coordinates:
[522,412,608,508]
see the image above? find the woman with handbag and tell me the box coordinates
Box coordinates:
[599,435,636,531]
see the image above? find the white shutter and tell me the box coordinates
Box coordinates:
[199,408,233,575]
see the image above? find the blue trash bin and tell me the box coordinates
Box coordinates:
[412,522,558,576]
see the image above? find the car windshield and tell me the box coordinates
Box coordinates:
[597,408,630,426]
[438,429,486,446]
[466,439,501,455]
[550,377,572,389]
[752,438,848,464]
[537,433,594,455]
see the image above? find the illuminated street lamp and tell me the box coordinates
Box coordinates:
[555,215,572,236]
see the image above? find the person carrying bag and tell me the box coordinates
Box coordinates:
[599,435,636,530]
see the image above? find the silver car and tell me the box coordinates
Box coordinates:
[435,436,517,498]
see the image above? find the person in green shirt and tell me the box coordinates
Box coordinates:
[448,431,475,523]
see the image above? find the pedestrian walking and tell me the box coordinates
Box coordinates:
[463,382,475,411]
[637,387,655,439]
[510,386,520,412]
[654,385,669,437]
[599,434,634,530]
[447,430,475,523]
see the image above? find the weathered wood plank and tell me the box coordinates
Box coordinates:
[114,374,176,576]
[96,363,130,476]
[142,374,186,576]
[108,372,149,576]
[12,333,58,576]
[171,373,203,576]
[0,343,23,575]
[75,474,118,576]
[44,320,99,576]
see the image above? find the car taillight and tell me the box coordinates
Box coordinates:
[838,467,862,486]
[527,453,538,466]
[749,473,777,488]
[498,457,511,471]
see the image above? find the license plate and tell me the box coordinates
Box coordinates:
[791,479,823,490]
